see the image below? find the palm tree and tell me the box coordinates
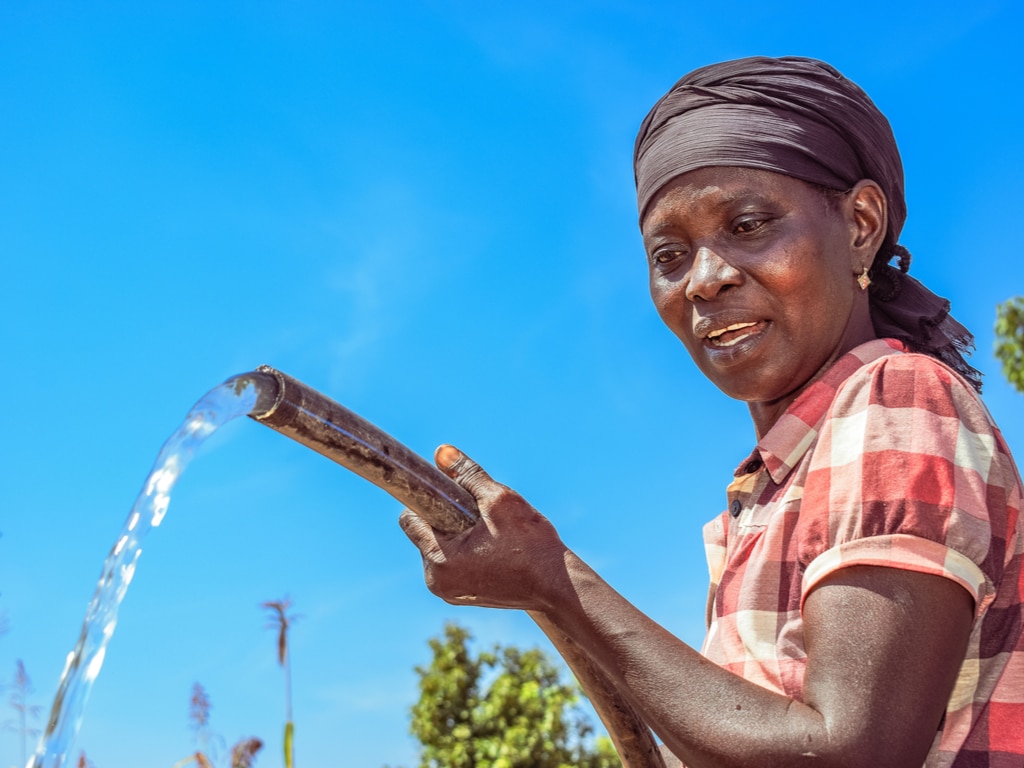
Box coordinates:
[261,598,298,768]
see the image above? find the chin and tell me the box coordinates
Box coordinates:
[708,369,795,406]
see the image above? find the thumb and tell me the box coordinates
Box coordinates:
[435,444,501,504]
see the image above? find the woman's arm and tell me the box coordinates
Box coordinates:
[399,447,974,768]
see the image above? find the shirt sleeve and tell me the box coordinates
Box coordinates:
[796,352,1013,617]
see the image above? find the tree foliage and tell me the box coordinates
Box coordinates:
[410,623,621,768]
[995,296,1024,394]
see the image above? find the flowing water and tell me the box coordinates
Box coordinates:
[28,376,263,768]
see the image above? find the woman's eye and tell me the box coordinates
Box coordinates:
[734,217,766,235]
[653,248,686,265]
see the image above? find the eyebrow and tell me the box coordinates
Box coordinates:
[642,190,777,237]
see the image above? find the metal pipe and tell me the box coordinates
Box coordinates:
[241,366,666,768]
[245,365,476,534]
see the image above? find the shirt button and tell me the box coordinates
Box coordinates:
[730,499,742,518]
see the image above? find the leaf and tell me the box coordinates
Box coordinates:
[995,297,1024,395]
[284,720,295,768]
[409,622,622,768]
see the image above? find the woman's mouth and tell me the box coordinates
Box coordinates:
[706,321,764,348]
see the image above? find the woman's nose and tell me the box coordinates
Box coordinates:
[685,246,742,302]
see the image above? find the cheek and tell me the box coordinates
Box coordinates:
[649,277,688,329]
[651,282,703,360]
[772,248,844,309]
[647,280,688,339]
[776,259,855,338]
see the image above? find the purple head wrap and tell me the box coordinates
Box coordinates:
[634,56,980,390]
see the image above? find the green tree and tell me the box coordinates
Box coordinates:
[410,623,621,768]
[996,296,1024,393]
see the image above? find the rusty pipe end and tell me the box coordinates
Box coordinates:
[230,367,283,420]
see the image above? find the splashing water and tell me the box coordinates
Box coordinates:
[29,376,263,768]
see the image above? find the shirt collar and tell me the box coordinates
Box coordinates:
[734,338,906,485]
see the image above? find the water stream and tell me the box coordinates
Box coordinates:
[28,377,262,768]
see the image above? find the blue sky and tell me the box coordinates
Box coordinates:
[2,2,1022,766]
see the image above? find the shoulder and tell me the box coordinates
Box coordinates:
[797,347,1022,623]
[834,348,990,423]
[800,346,1020,581]
[820,348,999,460]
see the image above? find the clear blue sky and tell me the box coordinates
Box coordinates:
[2,2,1021,766]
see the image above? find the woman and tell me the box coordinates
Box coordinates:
[400,57,1023,768]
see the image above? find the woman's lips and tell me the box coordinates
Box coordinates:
[705,321,765,348]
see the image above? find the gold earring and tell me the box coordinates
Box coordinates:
[857,266,871,291]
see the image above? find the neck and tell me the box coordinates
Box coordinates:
[748,314,877,440]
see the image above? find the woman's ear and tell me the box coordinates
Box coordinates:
[845,179,887,266]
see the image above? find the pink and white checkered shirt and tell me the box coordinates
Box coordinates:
[702,338,1024,767]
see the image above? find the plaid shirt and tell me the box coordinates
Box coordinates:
[702,339,1024,767]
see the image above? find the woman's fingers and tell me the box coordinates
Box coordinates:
[398,508,448,564]
[398,509,462,602]
[434,444,502,505]
[399,443,567,611]
[398,443,495,561]
[397,506,432,543]
[398,445,494,559]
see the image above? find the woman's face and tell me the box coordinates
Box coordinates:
[641,166,877,434]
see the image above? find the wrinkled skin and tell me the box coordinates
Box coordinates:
[400,168,975,768]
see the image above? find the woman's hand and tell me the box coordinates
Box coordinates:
[398,445,570,612]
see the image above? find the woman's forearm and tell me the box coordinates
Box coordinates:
[544,551,829,768]
[544,552,971,768]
